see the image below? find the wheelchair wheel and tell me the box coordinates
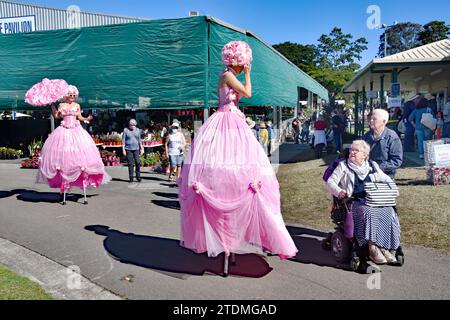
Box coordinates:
[350,256,360,272]
[331,230,350,263]
[394,246,405,266]
[321,232,333,251]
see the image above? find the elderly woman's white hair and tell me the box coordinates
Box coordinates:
[372,108,389,123]
[351,140,370,157]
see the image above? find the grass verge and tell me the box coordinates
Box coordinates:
[0,264,52,300]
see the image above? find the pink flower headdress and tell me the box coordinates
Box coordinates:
[221,41,252,66]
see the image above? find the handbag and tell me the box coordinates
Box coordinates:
[397,120,406,133]
[420,108,437,130]
[364,181,399,207]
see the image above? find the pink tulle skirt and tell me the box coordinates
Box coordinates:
[36,124,111,192]
[178,110,298,259]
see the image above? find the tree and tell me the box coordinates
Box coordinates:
[418,21,450,45]
[317,27,368,69]
[315,28,367,99]
[272,42,318,74]
[272,28,368,102]
[378,22,422,57]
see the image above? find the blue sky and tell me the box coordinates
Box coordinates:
[21,0,450,68]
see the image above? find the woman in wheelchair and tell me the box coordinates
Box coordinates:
[325,140,402,265]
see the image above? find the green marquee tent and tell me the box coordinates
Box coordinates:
[0,16,328,111]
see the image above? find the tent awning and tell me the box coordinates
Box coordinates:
[0,16,328,111]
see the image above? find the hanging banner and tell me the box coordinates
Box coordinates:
[0,16,36,35]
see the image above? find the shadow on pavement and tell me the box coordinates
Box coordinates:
[1,189,98,203]
[111,178,130,183]
[141,176,167,182]
[0,189,28,199]
[159,183,178,188]
[85,225,272,278]
[151,200,180,210]
[287,225,350,271]
[394,178,430,186]
[152,192,178,199]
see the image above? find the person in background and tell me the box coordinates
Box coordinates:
[292,115,300,144]
[300,116,310,144]
[313,115,327,159]
[331,109,345,154]
[425,93,437,114]
[165,122,186,182]
[408,97,435,159]
[122,119,144,183]
[266,120,275,157]
[259,122,269,156]
[246,117,258,141]
[436,112,444,140]
[443,95,450,139]
[363,109,403,178]
[401,93,419,152]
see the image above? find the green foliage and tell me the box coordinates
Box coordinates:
[273,27,368,99]
[418,21,450,45]
[310,66,357,99]
[378,22,422,57]
[317,27,368,69]
[272,42,318,74]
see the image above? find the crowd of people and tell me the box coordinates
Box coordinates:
[245,117,276,157]
[290,108,352,159]
[401,92,450,158]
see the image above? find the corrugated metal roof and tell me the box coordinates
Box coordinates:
[0,0,147,31]
[374,39,450,63]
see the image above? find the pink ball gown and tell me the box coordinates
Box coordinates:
[36,103,111,192]
[179,70,298,259]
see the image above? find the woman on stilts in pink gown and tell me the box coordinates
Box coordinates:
[179,41,298,266]
[36,85,111,204]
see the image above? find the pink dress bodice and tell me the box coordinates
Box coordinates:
[59,104,80,128]
[217,68,245,118]
[218,86,240,113]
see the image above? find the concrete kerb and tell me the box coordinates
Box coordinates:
[0,237,122,300]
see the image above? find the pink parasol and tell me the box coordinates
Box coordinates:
[25,78,70,107]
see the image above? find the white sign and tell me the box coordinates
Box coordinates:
[0,16,36,34]
[433,144,450,167]
[388,96,402,108]
[367,91,378,99]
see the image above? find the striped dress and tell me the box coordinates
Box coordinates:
[352,200,401,250]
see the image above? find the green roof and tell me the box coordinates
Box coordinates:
[0,16,328,111]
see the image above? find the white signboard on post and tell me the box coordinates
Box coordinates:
[388,96,402,108]
[0,16,36,34]
[367,91,378,99]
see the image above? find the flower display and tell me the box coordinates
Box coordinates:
[24,78,69,107]
[100,150,121,166]
[221,41,252,66]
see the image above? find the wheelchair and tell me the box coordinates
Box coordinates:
[322,196,405,273]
